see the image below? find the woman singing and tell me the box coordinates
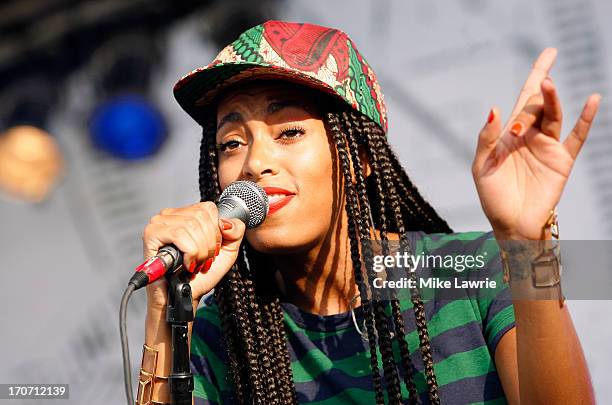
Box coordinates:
[136,20,600,404]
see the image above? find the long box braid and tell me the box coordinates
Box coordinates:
[197,99,453,404]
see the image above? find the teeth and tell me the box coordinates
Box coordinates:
[268,194,291,203]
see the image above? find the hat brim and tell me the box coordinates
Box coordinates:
[173,62,347,126]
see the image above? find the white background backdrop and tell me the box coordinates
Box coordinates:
[1,1,611,403]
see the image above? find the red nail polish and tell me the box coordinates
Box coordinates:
[510,122,523,136]
[188,261,196,273]
[203,258,213,273]
[219,219,233,230]
[215,243,221,256]
[487,109,495,124]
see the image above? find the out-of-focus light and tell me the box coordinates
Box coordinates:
[0,125,64,203]
[89,95,167,160]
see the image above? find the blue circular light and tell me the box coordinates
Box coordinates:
[89,95,167,160]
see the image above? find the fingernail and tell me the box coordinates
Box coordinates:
[219,218,233,230]
[215,243,221,256]
[188,261,196,273]
[510,122,523,136]
[203,258,213,273]
[487,109,495,124]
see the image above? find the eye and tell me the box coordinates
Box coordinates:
[217,139,245,152]
[278,126,306,140]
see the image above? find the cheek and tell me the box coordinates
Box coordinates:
[291,141,336,210]
[217,156,244,189]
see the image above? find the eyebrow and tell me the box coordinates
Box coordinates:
[216,99,309,132]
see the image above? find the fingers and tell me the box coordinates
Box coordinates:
[506,93,544,137]
[206,218,246,275]
[564,93,602,160]
[473,107,502,176]
[143,222,201,272]
[144,202,222,272]
[218,218,246,243]
[540,77,563,140]
[507,48,558,128]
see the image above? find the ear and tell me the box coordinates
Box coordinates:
[349,145,372,183]
[358,145,372,178]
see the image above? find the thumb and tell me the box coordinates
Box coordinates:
[218,218,246,246]
[473,107,502,174]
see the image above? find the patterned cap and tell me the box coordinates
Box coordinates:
[173,20,388,132]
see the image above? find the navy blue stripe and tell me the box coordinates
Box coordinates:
[292,363,505,403]
[293,368,375,402]
[288,320,494,402]
[437,370,507,404]
[281,300,361,331]
[192,317,228,364]
[191,354,225,397]
[194,396,219,405]
[489,321,516,357]
[426,320,489,365]
[484,287,513,323]
[286,316,488,368]
[286,324,368,362]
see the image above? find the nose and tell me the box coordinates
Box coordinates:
[241,129,278,180]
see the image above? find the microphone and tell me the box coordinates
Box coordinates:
[128,181,269,290]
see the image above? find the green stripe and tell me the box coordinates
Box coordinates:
[469,398,509,405]
[476,270,509,319]
[484,305,515,347]
[291,340,384,383]
[418,231,488,252]
[412,300,477,337]
[388,342,496,394]
[432,345,496,386]
[289,300,480,379]
[193,373,221,403]
[191,331,231,391]
[196,304,221,329]
[283,312,355,338]
[305,387,377,405]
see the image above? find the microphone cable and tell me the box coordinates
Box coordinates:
[118,180,268,405]
[120,283,136,405]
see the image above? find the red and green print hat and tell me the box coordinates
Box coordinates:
[173,20,388,133]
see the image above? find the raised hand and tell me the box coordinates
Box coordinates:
[472,48,601,240]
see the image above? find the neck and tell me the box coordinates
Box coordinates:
[271,210,360,316]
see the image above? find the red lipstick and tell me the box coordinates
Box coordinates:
[262,186,295,216]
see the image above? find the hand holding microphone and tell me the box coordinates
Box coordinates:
[131,181,269,311]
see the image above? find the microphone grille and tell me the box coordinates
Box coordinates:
[219,181,269,228]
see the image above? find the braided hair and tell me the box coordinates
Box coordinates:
[198,94,453,404]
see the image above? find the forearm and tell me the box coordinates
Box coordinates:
[499,237,595,403]
[141,301,198,404]
[142,307,173,403]
[513,300,594,404]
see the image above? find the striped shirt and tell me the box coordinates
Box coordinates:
[190,231,515,404]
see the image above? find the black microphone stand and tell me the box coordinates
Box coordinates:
[166,266,194,404]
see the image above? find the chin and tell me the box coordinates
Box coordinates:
[245,224,320,255]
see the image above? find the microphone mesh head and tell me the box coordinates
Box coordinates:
[219,181,269,228]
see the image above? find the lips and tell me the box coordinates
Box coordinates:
[262,186,295,216]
